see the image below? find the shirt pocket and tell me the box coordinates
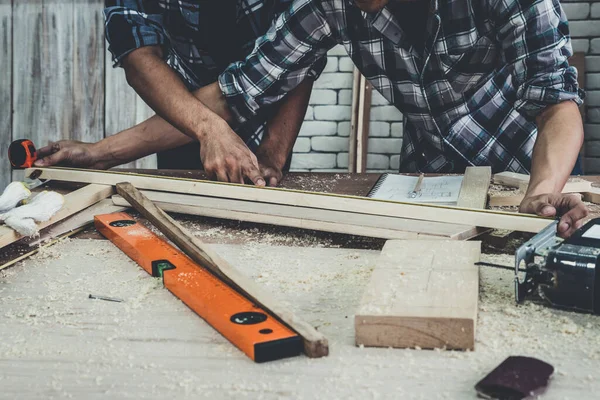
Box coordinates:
[437,36,498,76]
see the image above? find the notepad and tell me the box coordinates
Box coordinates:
[367,174,463,204]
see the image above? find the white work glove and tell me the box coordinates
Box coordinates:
[0,182,31,213]
[0,191,64,236]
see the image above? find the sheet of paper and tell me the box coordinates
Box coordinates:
[369,174,463,204]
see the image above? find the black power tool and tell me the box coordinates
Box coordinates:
[515,218,600,314]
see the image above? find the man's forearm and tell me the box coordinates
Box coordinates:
[91,115,193,169]
[259,80,315,167]
[526,101,584,197]
[122,46,233,141]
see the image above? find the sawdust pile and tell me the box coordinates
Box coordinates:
[2,239,600,399]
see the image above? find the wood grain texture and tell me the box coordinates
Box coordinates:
[111,190,480,240]
[13,0,73,148]
[355,240,481,350]
[28,167,552,233]
[104,44,156,169]
[348,68,361,173]
[115,182,329,358]
[456,167,491,209]
[0,184,113,249]
[0,0,11,189]
[492,172,529,188]
[72,0,104,143]
[25,199,126,247]
[356,77,372,173]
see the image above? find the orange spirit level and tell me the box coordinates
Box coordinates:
[95,212,302,363]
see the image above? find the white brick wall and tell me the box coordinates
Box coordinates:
[293,6,600,174]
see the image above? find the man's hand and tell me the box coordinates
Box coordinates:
[33,141,106,169]
[256,151,285,187]
[199,119,266,186]
[520,193,589,238]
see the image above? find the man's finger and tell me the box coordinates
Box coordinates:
[36,143,58,158]
[243,163,266,187]
[527,199,556,217]
[558,202,589,237]
[33,150,68,167]
[228,167,244,184]
[215,169,229,183]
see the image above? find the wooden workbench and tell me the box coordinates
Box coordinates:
[1,172,600,399]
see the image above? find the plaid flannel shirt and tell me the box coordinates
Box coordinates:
[219,0,584,173]
[104,0,326,152]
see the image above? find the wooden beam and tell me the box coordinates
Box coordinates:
[27,168,552,233]
[488,193,524,207]
[0,184,113,249]
[25,199,126,247]
[112,190,481,240]
[583,188,600,204]
[456,166,492,209]
[348,69,361,173]
[355,240,480,350]
[0,227,86,272]
[115,182,329,358]
[493,172,592,193]
[355,78,372,173]
[492,171,529,188]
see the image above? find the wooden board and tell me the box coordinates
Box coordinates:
[356,78,372,173]
[493,172,592,193]
[116,183,329,358]
[13,1,73,154]
[25,199,126,247]
[28,168,552,233]
[456,167,491,209]
[0,184,114,249]
[355,240,481,350]
[4,239,600,398]
[348,69,361,173]
[72,0,104,143]
[112,190,481,240]
[104,42,156,169]
[0,0,11,189]
[492,172,529,188]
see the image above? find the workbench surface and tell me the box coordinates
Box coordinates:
[2,172,600,399]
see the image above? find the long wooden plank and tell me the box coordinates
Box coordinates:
[111,190,480,239]
[348,69,361,173]
[0,0,11,189]
[355,240,481,350]
[104,41,156,169]
[114,195,455,240]
[115,182,329,358]
[72,0,104,143]
[0,184,114,249]
[25,199,126,246]
[493,172,592,194]
[456,167,491,209]
[27,168,551,233]
[355,78,372,173]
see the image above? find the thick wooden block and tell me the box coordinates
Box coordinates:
[355,240,481,350]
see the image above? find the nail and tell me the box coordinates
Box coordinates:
[559,222,570,232]
[541,206,554,215]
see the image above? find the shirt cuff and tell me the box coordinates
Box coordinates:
[106,14,167,67]
[218,63,261,125]
[514,68,584,118]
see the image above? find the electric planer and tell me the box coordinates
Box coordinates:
[515,218,600,314]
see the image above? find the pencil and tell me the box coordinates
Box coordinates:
[409,173,424,198]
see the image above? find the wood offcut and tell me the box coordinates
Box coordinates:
[355,240,481,350]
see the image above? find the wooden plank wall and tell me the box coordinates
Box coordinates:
[1,0,156,187]
[0,0,11,188]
